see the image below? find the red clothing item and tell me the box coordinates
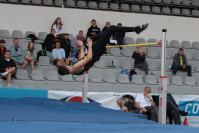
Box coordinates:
[0,47,6,59]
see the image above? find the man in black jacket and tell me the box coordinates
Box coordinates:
[113,23,125,45]
[87,19,101,39]
[171,48,192,76]
[43,29,56,52]
[61,33,71,58]
[0,50,17,86]
[102,22,111,32]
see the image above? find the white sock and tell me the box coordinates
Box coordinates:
[7,84,11,87]
[1,71,8,76]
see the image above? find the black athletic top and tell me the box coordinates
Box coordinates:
[0,58,16,73]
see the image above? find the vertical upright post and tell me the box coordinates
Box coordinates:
[158,29,168,124]
[82,71,89,103]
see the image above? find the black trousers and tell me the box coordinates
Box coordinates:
[83,25,137,71]
[134,61,148,75]
[143,106,158,122]
[171,65,192,76]
[167,101,181,124]
[167,93,181,125]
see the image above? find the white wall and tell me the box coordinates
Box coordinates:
[0,3,199,42]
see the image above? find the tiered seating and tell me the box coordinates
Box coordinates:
[1,0,199,18]
[0,29,199,94]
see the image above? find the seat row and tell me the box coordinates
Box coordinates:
[1,0,199,17]
[38,55,199,73]
[15,68,199,86]
[2,0,199,7]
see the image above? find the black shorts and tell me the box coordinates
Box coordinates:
[83,53,101,72]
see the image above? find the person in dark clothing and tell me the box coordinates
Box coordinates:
[102,22,111,32]
[152,93,188,125]
[0,39,7,60]
[132,46,148,75]
[0,50,17,86]
[171,48,192,76]
[57,23,149,75]
[86,19,101,39]
[113,23,125,45]
[43,29,56,52]
[61,33,71,58]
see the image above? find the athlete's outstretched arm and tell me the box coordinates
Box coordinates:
[67,38,93,73]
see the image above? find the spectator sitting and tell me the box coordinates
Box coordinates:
[86,19,101,39]
[113,23,125,46]
[44,29,56,52]
[76,30,85,41]
[70,30,85,65]
[116,98,128,112]
[0,50,17,86]
[61,33,71,59]
[9,38,24,65]
[52,41,66,66]
[22,41,37,70]
[51,17,64,35]
[102,22,111,32]
[0,39,7,60]
[135,86,158,122]
[132,46,148,75]
[57,39,88,75]
[102,22,115,45]
[171,48,192,76]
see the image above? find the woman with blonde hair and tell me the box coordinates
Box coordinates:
[51,17,64,35]
[22,41,37,70]
[132,46,148,75]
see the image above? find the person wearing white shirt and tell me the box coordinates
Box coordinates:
[135,86,158,122]
[52,41,65,66]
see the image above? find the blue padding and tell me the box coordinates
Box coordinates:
[0,98,151,124]
[0,121,198,133]
[0,98,198,133]
[0,87,48,98]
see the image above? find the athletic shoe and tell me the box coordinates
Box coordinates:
[179,110,188,116]
[135,23,149,34]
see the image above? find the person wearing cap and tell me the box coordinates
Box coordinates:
[0,39,7,60]
[9,38,24,65]
[135,86,158,122]
[171,48,192,76]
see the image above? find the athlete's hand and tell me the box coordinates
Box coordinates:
[87,37,93,47]
[66,66,74,74]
